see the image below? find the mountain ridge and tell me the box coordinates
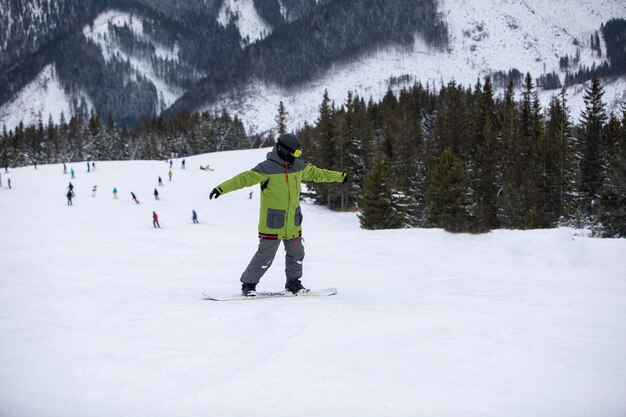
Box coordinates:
[0,0,624,133]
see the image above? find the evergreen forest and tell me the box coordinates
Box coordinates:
[298,74,626,238]
[2,73,625,238]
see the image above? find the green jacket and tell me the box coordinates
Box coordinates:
[216,148,345,239]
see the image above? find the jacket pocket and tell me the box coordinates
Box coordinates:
[294,206,303,226]
[266,208,286,229]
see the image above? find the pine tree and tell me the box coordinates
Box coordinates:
[310,90,339,207]
[424,148,471,232]
[578,74,608,221]
[471,76,500,231]
[275,100,288,135]
[598,107,626,237]
[539,89,576,226]
[358,152,404,229]
[393,88,425,226]
[517,73,542,226]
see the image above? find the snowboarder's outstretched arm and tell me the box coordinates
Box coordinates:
[301,164,346,183]
[211,170,268,199]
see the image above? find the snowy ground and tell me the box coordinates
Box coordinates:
[1,148,626,417]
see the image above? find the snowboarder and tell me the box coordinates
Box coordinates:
[66,189,73,205]
[192,210,199,224]
[158,176,163,186]
[131,192,140,204]
[168,170,173,182]
[154,188,159,200]
[209,133,347,297]
[92,185,97,197]
[113,187,118,199]
[153,211,160,228]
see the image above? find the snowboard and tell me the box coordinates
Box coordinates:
[203,287,337,301]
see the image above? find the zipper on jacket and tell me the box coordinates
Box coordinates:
[285,163,290,239]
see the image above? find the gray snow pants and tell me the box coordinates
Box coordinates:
[240,237,304,284]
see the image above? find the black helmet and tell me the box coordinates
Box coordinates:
[276,133,302,163]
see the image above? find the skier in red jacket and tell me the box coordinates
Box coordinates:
[153,211,160,228]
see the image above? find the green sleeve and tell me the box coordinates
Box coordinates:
[216,170,268,194]
[302,164,346,183]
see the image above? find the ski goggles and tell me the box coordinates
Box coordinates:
[278,140,302,158]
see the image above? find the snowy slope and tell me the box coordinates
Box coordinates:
[218,0,273,46]
[0,64,75,130]
[209,0,626,133]
[0,9,186,131]
[1,149,626,417]
[83,10,184,109]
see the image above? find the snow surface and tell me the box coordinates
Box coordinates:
[0,64,73,130]
[1,148,626,417]
[218,0,273,46]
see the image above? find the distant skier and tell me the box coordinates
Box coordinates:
[92,185,97,197]
[192,210,199,224]
[92,162,96,171]
[0,172,2,187]
[66,189,73,205]
[34,162,37,170]
[154,188,159,200]
[131,192,140,204]
[153,211,160,228]
[67,182,75,196]
[182,159,186,169]
[63,163,67,174]
[168,170,173,182]
[209,133,346,297]
[158,176,163,186]
[249,191,253,199]
[87,161,91,173]
[7,178,11,189]
[169,160,173,169]
[113,187,118,199]
[70,168,75,179]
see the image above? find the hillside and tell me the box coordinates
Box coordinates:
[199,0,626,133]
[1,148,626,416]
[1,0,624,133]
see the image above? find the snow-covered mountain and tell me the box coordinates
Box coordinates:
[1,148,626,416]
[0,0,625,133]
[207,0,626,133]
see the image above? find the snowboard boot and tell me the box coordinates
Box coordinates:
[241,282,257,297]
[285,279,309,295]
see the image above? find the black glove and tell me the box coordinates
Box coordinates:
[210,188,221,199]
[342,173,348,183]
